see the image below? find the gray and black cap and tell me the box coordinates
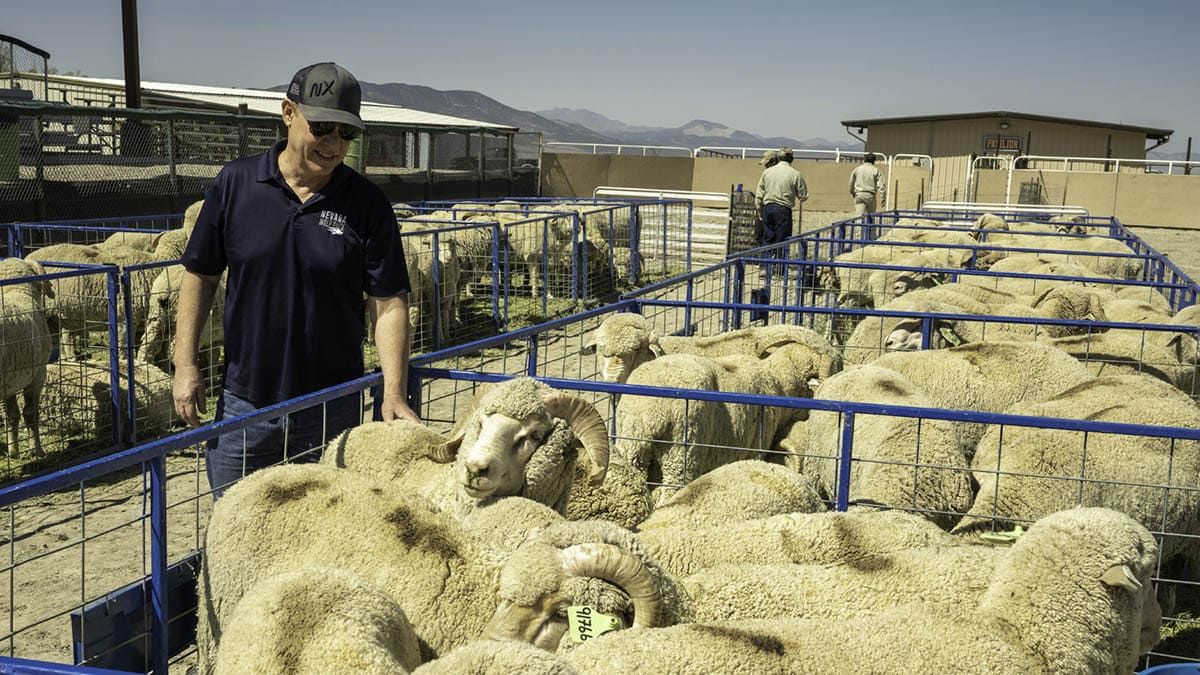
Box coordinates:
[286,62,364,130]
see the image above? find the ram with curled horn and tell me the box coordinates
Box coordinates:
[321,376,611,518]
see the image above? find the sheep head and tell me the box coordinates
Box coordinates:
[581,313,664,384]
[443,378,610,508]
[484,523,668,651]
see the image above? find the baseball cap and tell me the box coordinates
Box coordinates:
[758,149,778,165]
[286,62,364,130]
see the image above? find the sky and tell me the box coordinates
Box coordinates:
[11,0,1200,154]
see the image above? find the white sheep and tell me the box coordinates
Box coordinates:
[41,358,175,440]
[213,567,423,675]
[135,264,225,375]
[958,374,1200,583]
[614,341,826,506]
[841,297,980,365]
[580,312,839,386]
[0,258,54,457]
[322,377,610,520]
[486,507,955,648]
[636,459,826,532]
[541,507,1161,675]
[400,219,462,345]
[199,463,570,672]
[1044,332,1194,395]
[798,364,973,528]
[25,243,160,359]
[870,340,1094,461]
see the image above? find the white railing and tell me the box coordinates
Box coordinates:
[592,186,730,208]
[1003,154,1200,204]
[921,201,1089,217]
[886,154,934,210]
[544,141,692,156]
[693,146,883,164]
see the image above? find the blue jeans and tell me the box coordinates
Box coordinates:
[205,389,362,500]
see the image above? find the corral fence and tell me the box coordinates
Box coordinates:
[0,197,693,481]
[3,282,1200,671]
[0,101,542,223]
[2,209,1200,671]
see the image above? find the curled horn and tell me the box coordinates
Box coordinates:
[541,392,610,484]
[560,543,663,628]
[755,335,797,358]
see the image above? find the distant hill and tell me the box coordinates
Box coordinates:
[539,108,862,152]
[272,80,851,151]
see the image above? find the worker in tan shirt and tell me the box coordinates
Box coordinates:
[849,152,885,216]
[754,147,808,248]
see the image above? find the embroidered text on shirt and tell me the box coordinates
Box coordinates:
[318,210,347,235]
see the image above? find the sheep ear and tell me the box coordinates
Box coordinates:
[580,340,597,356]
[647,333,665,358]
[441,383,492,462]
[1099,564,1143,592]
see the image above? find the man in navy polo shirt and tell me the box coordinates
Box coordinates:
[173,62,419,499]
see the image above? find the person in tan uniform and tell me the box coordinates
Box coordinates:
[849,152,885,216]
[754,147,808,248]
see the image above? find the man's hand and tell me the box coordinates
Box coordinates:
[173,364,207,428]
[379,393,420,423]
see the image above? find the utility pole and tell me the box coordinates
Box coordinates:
[121,0,141,109]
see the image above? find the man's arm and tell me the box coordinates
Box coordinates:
[172,270,221,428]
[849,166,858,196]
[369,293,420,422]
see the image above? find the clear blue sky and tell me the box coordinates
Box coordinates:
[12,0,1200,154]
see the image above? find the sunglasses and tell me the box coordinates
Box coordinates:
[308,120,361,142]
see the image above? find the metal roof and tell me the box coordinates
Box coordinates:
[50,75,518,133]
[840,111,1172,141]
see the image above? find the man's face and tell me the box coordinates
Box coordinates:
[283,100,352,176]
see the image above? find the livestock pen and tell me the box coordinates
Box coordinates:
[0,197,694,485]
[2,209,1200,672]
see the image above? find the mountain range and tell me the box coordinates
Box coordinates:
[309,81,1195,160]
[347,81,857,151]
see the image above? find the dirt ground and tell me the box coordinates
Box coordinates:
[2,218,1197,671]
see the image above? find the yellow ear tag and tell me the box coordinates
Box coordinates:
[567,605,623,642]
[980,525,1026,543]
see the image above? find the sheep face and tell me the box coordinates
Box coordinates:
[884,327,922,352]
[457,410,555,501]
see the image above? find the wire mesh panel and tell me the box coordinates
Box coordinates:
[0,103,281,222]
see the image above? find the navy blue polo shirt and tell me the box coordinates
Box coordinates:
[182,140,410,404]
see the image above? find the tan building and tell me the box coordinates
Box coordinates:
[840,111,1173,203]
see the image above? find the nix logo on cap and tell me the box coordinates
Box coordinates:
[286,62,364,130]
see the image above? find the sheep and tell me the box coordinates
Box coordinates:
[542,507,1161,675]
[0,258,54,457]
[797,364,973,528]
[840,298,981,365]
[563,454,652,530]
[862,251,957,307]
[580,313,840,386]
[972,212,1010,233]
[822,237,974,309]
[135,265,226,378]
[198,463,573,672]
[150,228,189,261]
[409,640,574,675]
[25,243,159,359]
[957,374,1200,585]
[880,286,1109,353]
[181,198,204,236]
[505,207,575,299]
[213,567,423,675]
[636,459,826,532]
[613,341,827,506]
[400,219,462,345]
[870,340,1094,461]
[486,508,955,647]
[97,230,166,253]
[41,358,175,439]
[1044,332,1195,395]
[977,233,1142,279]
[322,377,610,520]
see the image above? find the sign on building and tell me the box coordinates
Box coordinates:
[984,135,1023,153]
